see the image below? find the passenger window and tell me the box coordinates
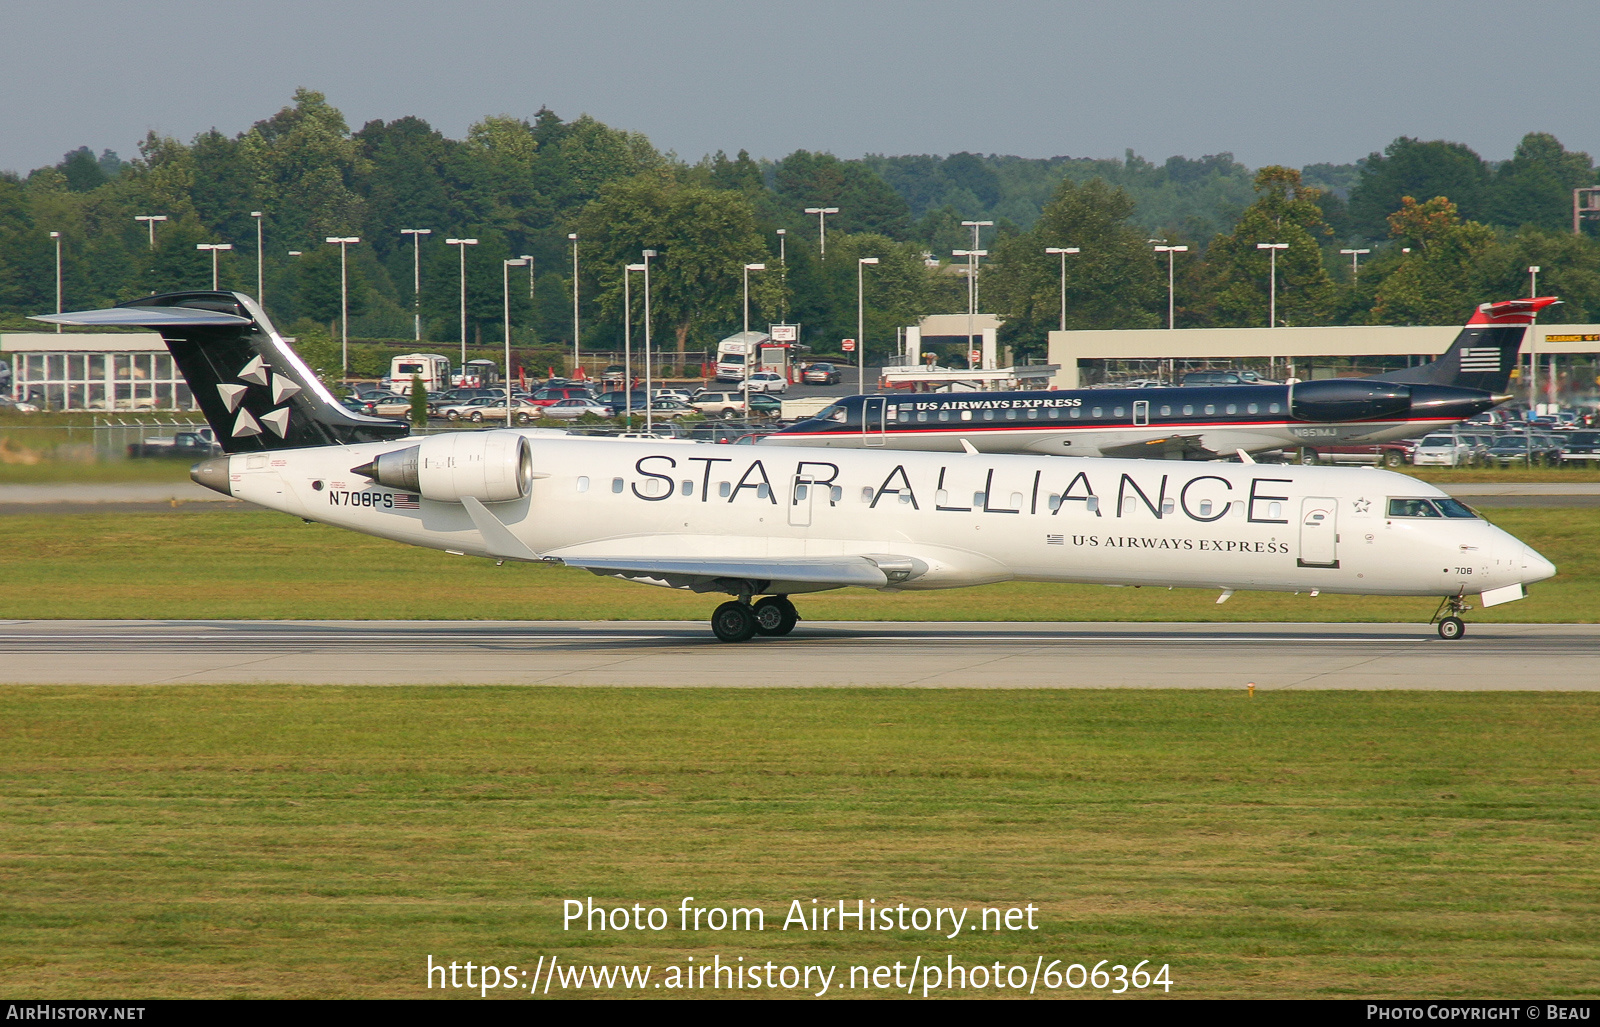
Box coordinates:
[1161,499,1175,515]
[1113,406,1124,417]
[1269,403,1281,414]
[898,489,912,504]
[961,410,972,421]
[1069,408,1081,419]
[1160,405,1172,416]
[1047,408,1059,419]
[917,411,927,423]
[1204,404,1216,415]
[1091,407,1102,418]
[1225,403,1237,415]
[681,480,693,497]
[938,410,950,422]
[756,483,771,499]
[719,481,731,498]
[1048,494,1062,511]
[1085,496,1100,513]
[936,489,949,505]
[1247,403,1258,414]
[795,484,807,500]
[829,486,842,504]
[973,492,987,507]
[1027,408,1038,420]
[1010,492,1024,508]
[611,477,624,494]
[982,410,994,421]
[1198,499,1213,516]
[1183,405,1194,415]
[1268,501,1282,519]
[1005,409,1017,420]
[577,476,590,493]
[897,410,909,422]
[861,487,874,503]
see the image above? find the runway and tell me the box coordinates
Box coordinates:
[3,620,1597,689]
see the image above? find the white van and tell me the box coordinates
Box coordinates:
[715,331,769,383]
[385,354,452,395]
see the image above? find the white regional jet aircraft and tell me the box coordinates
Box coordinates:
[37,292,1556,642]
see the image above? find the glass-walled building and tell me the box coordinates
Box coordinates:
[1,333,196,411]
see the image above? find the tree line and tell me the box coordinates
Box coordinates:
[2,88,1597,372]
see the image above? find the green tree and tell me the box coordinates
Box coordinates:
[409,375,428,425]
[985,177,1163,357]
[1348,137,1492,239]
[1370,196,1496,324]
[238,89,368,244]
[575,176,779,360]
[1488,133,1596,232]
[1205,166,1337,327]
[772,151,912,240]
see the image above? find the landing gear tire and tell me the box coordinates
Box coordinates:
[1438,616,1465,640]
[711,601,757,642]
[1300,451,1318,465]
[752,596,799,636]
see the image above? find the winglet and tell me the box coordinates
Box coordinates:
[959,438,979,455]
[1236,448,1257,464]
[460,496,540,562]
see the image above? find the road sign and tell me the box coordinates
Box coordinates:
[842,338,856,352]
[770,324,798,342]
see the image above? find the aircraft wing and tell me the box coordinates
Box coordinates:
[556,554,926,594]
[1097,434,1216,460]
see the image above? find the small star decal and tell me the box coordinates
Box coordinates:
[221,356,294,439]
[1352,497,1371,513]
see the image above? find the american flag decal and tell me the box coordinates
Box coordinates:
[1046,534,1065,545]
[393,493,420,509]
[1459,347,1501,371]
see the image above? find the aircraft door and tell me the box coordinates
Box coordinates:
[1297,497,1339,568]
[1133,400,1150,426]
[789,476,816,527]
[863,397,886,447]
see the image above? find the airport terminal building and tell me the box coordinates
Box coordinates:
[1,332,196,411]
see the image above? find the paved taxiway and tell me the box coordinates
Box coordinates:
[3,620,1596,689]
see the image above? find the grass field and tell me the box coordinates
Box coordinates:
[0,687,1595,999]
[0,506,1594,622]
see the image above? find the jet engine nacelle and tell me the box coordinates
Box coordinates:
[354,431,532,503]
[1289,379,1411,422]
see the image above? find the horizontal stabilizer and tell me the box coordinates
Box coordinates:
[33,307,251,327]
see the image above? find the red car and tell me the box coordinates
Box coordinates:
[525,385,596,408]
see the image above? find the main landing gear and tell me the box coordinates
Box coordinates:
[1430,593,1470,640]
[710,596,799,642]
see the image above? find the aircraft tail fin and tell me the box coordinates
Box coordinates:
[1372,296,1560,393]
[32,291,409,452]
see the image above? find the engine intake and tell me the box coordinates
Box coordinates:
[353,431,532,503]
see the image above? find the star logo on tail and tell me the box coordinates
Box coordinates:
[218,355,298,438]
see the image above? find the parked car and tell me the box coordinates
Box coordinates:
[539,397,614,420]
[362,393,414,418]
[643,398,697,419]
[525,385,597,408]
[689,391,748,418]
[427,388,501,413]
[1182,370,1276,386]
[652,389,694,403]
[747,393,783,417]
[801,362,843,385]
[744,371,788,394]
[127,428,220,459]
[1301,440,1416,467]
[436,396,509,421]
[1412,433,1477,467]
[597,390,650,413]
[1559,430,1600,463]
[1487,433,1565,467]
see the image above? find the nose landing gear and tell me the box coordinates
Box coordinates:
[710,595,799,642]
[1431,593,1470,640]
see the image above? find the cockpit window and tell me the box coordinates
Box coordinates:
[1388,497,1477,518]
[1435,498,1480,519]
[816,404,847,424]
[1388,498,1442,518]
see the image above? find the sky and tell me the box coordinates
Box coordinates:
[4,0,1597,175]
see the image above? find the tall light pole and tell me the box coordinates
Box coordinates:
[742,262,766,415]
[804,207,838,257]
[1256,242,1288,327]
[49,232,61,333]
[962,220,993,311]
[569,232,581,377]
[502,258,527,426]
[1152,244,1188,330]
[641,249,656,433]
[445,237,478,372]
[1044,246,1080,331]
[196,243,233,290]
[400,228,431,342]
[521,255,536,301]
[857,256,879,394]
[625,262,646,424]
[133,214,167,249]
[324,237,359,379]
[776,228,787,319]
[953,247,988,370]
[1340,247,1370,285]
[1529,265,1542,410]
[250,211,264,303]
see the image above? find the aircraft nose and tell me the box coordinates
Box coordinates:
[1521,546,1556,585]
